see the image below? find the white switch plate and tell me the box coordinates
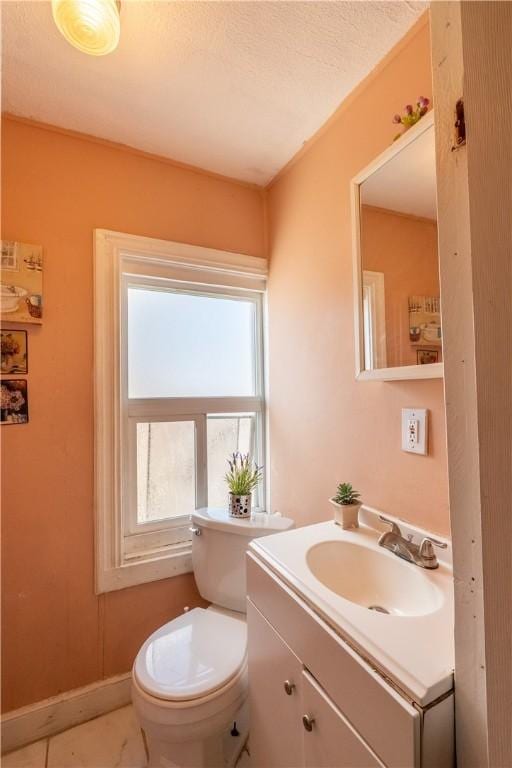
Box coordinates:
[402,408,428,455]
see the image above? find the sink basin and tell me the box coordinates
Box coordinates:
[306,540,443,616]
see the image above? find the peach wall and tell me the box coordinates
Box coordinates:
[0,117,264,712]
[266,17,450,535]
[361,206,440,367]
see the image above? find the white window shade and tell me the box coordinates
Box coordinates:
[128,287,256,398]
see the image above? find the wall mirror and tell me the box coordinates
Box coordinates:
[352,111,443,381]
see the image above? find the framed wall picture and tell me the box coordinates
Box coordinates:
[1,379,29,424]
[408,295,441,346]
[1,330,28,374]
[417,348,439,365]
[1,241,43,324]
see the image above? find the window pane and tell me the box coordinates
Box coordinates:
[136,421,195,523]
[207,414,255,508]
[128,287,256,398]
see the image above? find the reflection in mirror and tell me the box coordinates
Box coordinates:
[359,119,441,372]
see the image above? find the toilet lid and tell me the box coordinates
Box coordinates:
[134,608,247,702]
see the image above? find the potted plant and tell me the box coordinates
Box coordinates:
[225,452,263,519]
[329,482,362,529]
[225,451,263,517]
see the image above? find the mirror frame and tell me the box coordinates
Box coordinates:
[351,110,443,381]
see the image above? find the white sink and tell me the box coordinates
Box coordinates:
[250,518,454,706]
[306,540,443,617]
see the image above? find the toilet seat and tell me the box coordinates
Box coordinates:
[132,660,247,720]
[133,607,247,703]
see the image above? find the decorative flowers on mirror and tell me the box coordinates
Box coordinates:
[392,97,430,141]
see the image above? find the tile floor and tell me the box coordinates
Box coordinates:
[2,706,251,768]
[2,706,146,768]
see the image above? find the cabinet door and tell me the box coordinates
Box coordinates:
[247,599,304,768]
[302,671,384,768]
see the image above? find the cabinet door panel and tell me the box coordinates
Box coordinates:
[247,599,304,768]
[247,553,420,767]
[302,671,384,768]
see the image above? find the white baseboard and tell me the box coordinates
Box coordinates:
[1,672,132,755]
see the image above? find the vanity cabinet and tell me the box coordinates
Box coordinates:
[248,600,383,768]
[247,552,454,768]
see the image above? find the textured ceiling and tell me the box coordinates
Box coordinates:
[2,1,428,185]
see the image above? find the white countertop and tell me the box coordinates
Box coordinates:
[250,518,454,707]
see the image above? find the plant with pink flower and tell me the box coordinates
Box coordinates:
[392,97,430,141]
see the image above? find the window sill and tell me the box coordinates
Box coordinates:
[96,542,192,594]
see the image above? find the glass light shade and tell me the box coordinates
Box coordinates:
[52,0,120,56]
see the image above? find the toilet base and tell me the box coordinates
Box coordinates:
[143,698,249,768]
[132,658,248,768]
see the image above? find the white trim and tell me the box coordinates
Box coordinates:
[431,5,512,762]
[357,362,444,382]
[352,110,435,188]
[126,396,264,418]
[362,270,387,369]
[101,229,267,289]
[351,112,443,382]
[94,230,268,593]
[1,674,131,755]
[262,290,272,514]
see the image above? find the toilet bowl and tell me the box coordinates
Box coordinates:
[132,508,294,768]
[133,607,248,767]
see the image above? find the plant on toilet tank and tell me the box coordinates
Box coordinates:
[330,482,362,529]
[225,452,263,518]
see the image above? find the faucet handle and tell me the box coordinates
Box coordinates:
[379,515,402,536]
[419,536,448,563]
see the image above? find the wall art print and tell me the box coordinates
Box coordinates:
[1,241,43,324]
[1,330,28,374]
[1,379,29,424]
[408,295,441,346]
[417,348,439,365]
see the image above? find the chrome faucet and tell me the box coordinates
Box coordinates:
[377,516,447,569]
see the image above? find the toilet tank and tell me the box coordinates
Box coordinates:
[191,508,294,613]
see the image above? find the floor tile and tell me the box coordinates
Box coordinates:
[47,706,146,768]
[2,740,48,768]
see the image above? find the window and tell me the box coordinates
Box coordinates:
[94,230,267,593]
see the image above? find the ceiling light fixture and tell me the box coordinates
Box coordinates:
[51,0,121,56]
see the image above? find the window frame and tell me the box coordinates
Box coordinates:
[94,229,268,594]
[124,414,204,536]
[362,270,387,370]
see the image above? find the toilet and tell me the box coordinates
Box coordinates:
[132,508,294,768]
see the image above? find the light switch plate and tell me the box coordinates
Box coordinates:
[402,408,428,455]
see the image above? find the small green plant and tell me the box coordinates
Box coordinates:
[333,482,361,506]
[225,452,263,496]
